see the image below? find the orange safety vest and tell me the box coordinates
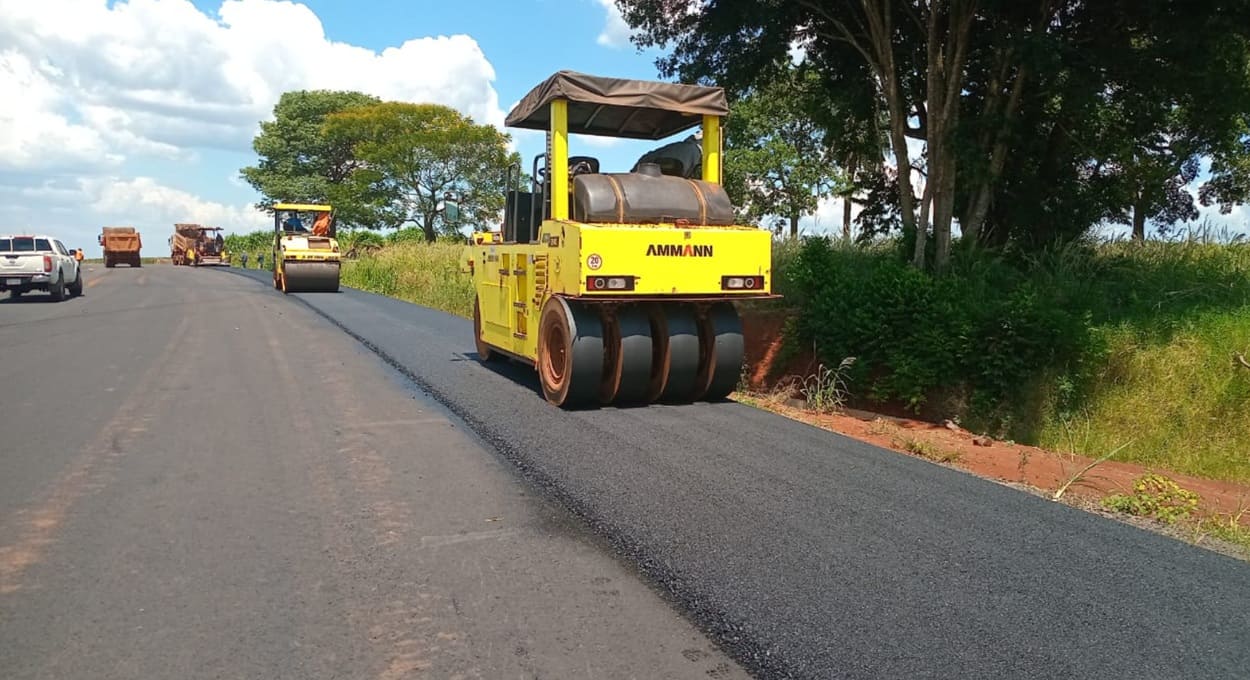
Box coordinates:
[74,250,83,262]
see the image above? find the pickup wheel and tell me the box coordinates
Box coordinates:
[69,269,83,297]
[49,271,65,302]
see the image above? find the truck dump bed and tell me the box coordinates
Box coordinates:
[100,226,142,267]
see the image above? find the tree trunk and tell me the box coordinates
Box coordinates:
[918,183,933,265]
[422,213,437,243]
[964,2,1055,244]
[790,214,800,239]
[860,3,920,267]
[842,196,853,240]
[924,1,976,271]
[805,2,918,261]
[965,66,1027,246]
[1132,200,1147,241]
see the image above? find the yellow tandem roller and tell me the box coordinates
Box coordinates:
[462,70,780,409]
[271,202,342,294]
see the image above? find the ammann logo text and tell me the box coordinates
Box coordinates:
[645,244,713,257]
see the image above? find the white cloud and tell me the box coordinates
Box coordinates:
[0,0,508,159]
[85,176,264,229]
[0,50,121,171]
[0,0,511,257]
[594,0,632,48]
[0,175,264,257]
[794,195,861,238]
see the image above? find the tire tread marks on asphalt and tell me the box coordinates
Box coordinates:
[255,298,475,679]
[0,304,194,594]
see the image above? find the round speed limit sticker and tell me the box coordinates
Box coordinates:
[587,253,602,270]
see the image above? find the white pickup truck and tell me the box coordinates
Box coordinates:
[0,234,85,301]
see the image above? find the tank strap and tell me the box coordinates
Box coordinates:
[604,175,626,223]
[685,180,709,225]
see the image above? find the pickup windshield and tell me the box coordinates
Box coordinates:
[0,237,52,252]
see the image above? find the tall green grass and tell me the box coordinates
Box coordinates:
[780,231,1250,483]
[1037,308,1250,481]
[341,242,473,318]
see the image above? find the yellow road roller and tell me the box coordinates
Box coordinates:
[271,202,341,293]
[463,71,778,408]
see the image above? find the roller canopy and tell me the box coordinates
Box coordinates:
[505,70,729,140]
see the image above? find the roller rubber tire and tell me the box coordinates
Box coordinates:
[694,302,744,401]
[537,296,603,408]
[602,305,653,405]
[653,303,700,403]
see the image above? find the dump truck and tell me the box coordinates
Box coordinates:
[462,70,777,408]
[271,203,341,293]
[170,223,226,266]
[99,226,142,268]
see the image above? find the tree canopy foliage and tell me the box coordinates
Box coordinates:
[722,67,849,238]
[618,0,1250,268]
[324,102,518,242]
[239,90,385,228]
[241,93,518,241]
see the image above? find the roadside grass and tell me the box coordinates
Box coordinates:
[779,231,1250,484]
[1036,307,1250,482]
[341,241,473,318]
[1029,237,1250,483]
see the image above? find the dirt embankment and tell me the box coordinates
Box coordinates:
[735,307,1250,527]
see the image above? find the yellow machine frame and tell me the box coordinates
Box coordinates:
[272,202,342,294]
[464,71,777,408]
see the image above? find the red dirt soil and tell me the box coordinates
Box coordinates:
[735,307,1250,525]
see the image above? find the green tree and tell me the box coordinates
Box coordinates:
[617,0,1250,264]
[723,66,847,238]
[324,102,519,242]
[239,89,385,228]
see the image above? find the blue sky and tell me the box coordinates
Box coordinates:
[1,0,1245,257]
[179,0,680,204]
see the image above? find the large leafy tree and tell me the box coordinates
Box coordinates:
[239,90,386,228]
[723,66,846,238]
[618,0,1250,266]
[324,102,519,242]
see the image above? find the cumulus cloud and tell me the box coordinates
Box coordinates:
[85,176,265,229]
[0,0,508,159]
[0,0,511,254]
[0,175,265,257]
[595,0,632,48]
[0,50,121,171]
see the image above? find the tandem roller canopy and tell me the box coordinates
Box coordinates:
[504,70,729,140]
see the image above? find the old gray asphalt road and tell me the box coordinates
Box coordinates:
[0,264,749,680]
[223,267,1250,680]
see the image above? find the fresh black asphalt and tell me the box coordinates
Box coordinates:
[229,267,1250,680]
